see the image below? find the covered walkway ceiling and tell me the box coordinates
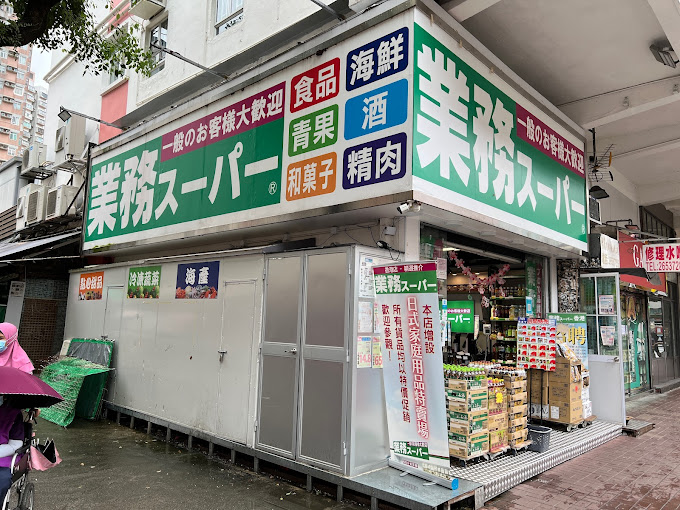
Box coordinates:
[439,0,680,217]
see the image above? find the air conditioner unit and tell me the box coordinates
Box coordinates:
[26,186,46,225]
[53,114,85,166]
[16,183,44,229]
[21,143,46,176]
[589,195,601,224]
[45,185,79,219]
[129,0,165,19]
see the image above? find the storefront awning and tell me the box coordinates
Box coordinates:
[0,231,80,261]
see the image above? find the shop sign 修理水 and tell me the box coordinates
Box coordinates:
[411,15,587,252]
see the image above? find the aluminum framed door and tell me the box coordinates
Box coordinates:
[580,273,626,425]
[256,249,349,473]
[256,256,303,458]
[103,286,124,340]
[297,250,348,472]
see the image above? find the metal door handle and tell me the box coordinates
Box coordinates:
[613,356,620,363]
[285,348,298,354]
[218,350,227,362]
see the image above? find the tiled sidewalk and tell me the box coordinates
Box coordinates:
[484,389,680,509]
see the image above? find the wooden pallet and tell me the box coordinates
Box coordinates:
[450,450,489,467]
[510,439,532,455]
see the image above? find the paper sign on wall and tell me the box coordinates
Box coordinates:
[127,266,161,299]
[357,336,372,368]
[175,261,219,299]
[79,272,104,300]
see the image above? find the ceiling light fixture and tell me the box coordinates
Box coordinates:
[589,185,609,199]
[650,44,678,68]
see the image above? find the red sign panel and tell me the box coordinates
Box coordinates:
[619,232,666,293]
[79,271,104,300]
[289,58,340,113]
[516,104,585,178]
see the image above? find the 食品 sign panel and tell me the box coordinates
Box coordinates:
[373,262,451,481]
[411,16,587,252]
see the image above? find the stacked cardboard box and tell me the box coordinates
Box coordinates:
[505,374,529,446]
[447,378,489,459]
[528,356,584,425]
[487,383,508,452]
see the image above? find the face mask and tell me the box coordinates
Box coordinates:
[0,340,5,353]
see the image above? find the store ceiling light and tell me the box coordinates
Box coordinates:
[441,241,522,264]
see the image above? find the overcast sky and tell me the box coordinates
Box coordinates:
[31,47,51,88]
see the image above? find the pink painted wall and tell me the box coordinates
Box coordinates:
[99,80,128,143]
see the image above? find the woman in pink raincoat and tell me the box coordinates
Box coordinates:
[0,323,33,374]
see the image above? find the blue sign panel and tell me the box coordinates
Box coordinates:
[344,79,408,140]
[176,260,220,299]
[346,27,409,91]
[342,132,407,189]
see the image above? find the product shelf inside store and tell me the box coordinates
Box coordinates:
[490,296,525,300]
[490,318,518,322]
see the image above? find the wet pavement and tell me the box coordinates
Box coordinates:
[29,418,356,510]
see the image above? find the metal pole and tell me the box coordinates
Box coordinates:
[150,43,229,81]
[63,109,125,130]
[307,0,345,21]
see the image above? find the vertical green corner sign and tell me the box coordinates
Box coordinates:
[412,22,587,251]
[84,83,285,248]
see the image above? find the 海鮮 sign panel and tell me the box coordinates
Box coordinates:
[84,17,413,252]
[411,14,587,252]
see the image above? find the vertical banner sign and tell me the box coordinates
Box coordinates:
[547,313,588,369]
[79,271,104,300]
[127,265,161,299]
[175,261,219,299]
[373,262,451,481]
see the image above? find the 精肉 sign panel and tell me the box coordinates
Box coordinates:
[411,13,587,252]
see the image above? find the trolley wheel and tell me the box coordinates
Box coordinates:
[566,425,573,432]
[18,482,33,510]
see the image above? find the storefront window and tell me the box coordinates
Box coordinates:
[580,275,621,357]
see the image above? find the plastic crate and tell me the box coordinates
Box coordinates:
[527,424,551,453]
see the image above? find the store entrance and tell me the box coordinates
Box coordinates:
[620,291,650,393]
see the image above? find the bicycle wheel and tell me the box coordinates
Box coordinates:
[6,482,21,510]
[18,483,33,510]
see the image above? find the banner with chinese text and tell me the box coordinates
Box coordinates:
[547,313,588,370]
[412,16,587,252]
[127,266,161,299]
[79,272,104,300]
[175,261,219,299]
[644,243,680,272]
[373,261,451,480]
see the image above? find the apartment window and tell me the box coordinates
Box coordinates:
[35,136,42,143]
[0,50,7,59]
[216,0,243,34]
[8,131,17,141]
[149,19,167,76]
[18,55,26,66]
[12,100,20,111]
[16,71,24,80]
[10,114,19,125]
[22,120,30,129]
[13,85,23,96]
[7,146,16,156]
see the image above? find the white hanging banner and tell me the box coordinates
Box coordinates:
[373,261,451,481]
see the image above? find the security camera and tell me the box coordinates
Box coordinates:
[396,200,422,214]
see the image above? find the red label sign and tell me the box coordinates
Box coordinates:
[290,58,340,113]
[516,104,585,178]
[619,232,666,292]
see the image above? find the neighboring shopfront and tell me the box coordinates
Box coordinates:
[63,3,610,500]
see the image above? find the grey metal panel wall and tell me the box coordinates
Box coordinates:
[62,255,264,445]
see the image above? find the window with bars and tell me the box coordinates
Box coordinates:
[640,207,676,240]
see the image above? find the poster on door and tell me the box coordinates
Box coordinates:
[547,313,588,369]
[598,295,615,315]
[373,261,451,481]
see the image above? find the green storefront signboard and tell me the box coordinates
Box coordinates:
[412,21,587,251]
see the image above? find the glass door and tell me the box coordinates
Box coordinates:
[580,274,626,425]
[620,292,649,393]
